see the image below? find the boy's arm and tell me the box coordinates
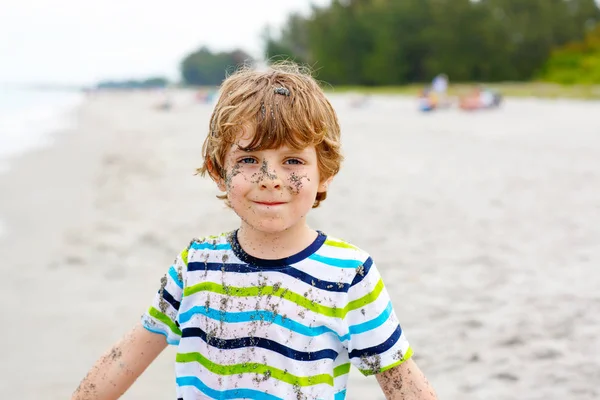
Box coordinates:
[71,322,167,400]
[376,359,438,400]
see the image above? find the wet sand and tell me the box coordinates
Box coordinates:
[0,91,598,399]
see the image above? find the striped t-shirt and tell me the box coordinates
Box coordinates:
[142,230,412,400]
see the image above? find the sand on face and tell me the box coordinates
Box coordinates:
[0,91,598,400]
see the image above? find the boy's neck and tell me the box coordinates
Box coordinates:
[236,222,318,260]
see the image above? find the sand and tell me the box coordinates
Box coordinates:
[0,90,598,400]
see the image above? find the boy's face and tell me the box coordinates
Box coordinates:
[217,130,329,235]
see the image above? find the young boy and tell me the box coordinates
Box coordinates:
[72,63,437,400]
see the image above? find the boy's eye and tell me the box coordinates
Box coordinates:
[237,157,257,164]
[285,158,304,165]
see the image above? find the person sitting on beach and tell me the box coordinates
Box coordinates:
[459,86,502,111]
[71,63,438,400]
[418,88,437,112]
[459,86,484,111]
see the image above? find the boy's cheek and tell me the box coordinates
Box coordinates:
[223,164,244,186]
[225,171,254,193]
[285,172,312,195]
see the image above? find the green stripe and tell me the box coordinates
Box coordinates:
[333,363,351,377]
[324,239,357,250]
[177,352,333,387]
[359,346,413,376]
[181,248,189,267]
[346,279,384,312]
[183,279,384,319]
[148,307,182,336]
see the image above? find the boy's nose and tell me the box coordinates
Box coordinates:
[259,164,283,190]
[257,160,283,190]
[260,176,282,190]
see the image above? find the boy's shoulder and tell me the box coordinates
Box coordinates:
[186,231,232,250]
[318,233,372,264]
[181,232,233,262]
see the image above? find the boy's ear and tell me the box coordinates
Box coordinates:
[318,176,334,192]
[207,159,227,192]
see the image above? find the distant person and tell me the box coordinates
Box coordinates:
[418,88,436,112]
[459,87,482,111]
[196,88,218,104]
[431,73,449,105]
[71,63,438,400]
[459,86,502,111]
[480,87,495,108]
[491,89,503,107]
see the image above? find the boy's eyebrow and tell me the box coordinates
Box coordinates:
[281,147,310,155]
[229,146,309,156]
[229,143,253,153]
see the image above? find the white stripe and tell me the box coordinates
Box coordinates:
[347,311,400,352]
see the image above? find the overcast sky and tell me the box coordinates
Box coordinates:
[1,0,330,86]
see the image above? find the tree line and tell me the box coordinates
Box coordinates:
[171,0,600,87]
[540,24,600,84]
[263,0,600,85]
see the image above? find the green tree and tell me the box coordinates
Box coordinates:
[262,0,600,84]
[540,24,600,84]
[180,47,253,86]
[264,13,312,64]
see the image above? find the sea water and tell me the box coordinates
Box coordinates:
[0,86,83,237]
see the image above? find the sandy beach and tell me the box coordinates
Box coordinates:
[0,90,598,400]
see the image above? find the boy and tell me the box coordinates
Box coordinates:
[72,63,437,400]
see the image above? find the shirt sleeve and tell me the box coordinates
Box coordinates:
[343,256,413,376]
[141,247,188,345]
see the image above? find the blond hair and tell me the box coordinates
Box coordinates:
[198,62,343,208]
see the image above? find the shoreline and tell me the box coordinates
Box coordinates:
[0,87,84,174]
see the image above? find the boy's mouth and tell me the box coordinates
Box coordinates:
[254,201,286,206]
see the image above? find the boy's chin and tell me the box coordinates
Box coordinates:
[243,219,302,235]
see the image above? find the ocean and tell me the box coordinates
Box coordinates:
[0,86,84,237]
[0,86,83,173]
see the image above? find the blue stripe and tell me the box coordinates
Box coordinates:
[179,305,350,341]
[161,289,180,311]
[168,266,183,289]
[187,262,350,293]
[308,254,363,268]
[178,301,393,342]
[189,242,232,250]
[348,324,402,360]
[176,376,283,400]
[334,390,347,400]
[142,322,180,345]
[181,327,338,361]
[349,257,373,288]
[348,301,393,337]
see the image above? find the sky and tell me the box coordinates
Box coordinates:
[1,0,330,86]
